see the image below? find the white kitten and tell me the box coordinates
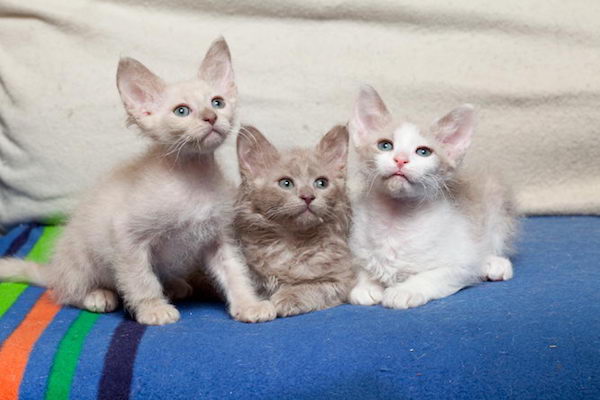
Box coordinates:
[0,37,275,325]
[348,86,518,309]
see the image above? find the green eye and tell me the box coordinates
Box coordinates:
[314,177,329,189]
[377,140,393,151]
[416,147,433,157]
[173,105,191,117]
[211,97,225,109]
[278,178,294,189]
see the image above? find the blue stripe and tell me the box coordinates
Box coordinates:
[69,313,124,399]
[0,286,46,346]
[15,225,44,258]
[19,307,81,399]
[0,224,28,256]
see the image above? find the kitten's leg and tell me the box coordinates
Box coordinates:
[271,281,349,317]
[83,289,119,313]
[206,239,276,323]
[163,277,194,301]
[483,255,513,281]
[349,270,384,306]
[114,243,180,325]
[382,267,477,309]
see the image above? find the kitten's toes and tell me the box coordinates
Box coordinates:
[83,289,118,313]
[349,283,383,306]
[484,256,513,281]
[165,278,193,300]
[382,286,428,309]
[135,299,180,325]
[230,300,276,323]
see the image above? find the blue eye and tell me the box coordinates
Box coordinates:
[211,97,225,109]
[278,178,294,189]
[416,147,433,157]
[314,177,329,189]
[377,140,393,151]
[173,105,191,117]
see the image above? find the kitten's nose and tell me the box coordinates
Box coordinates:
[394,156,409,167]
[300,195,315,205]
[201,109,217,125]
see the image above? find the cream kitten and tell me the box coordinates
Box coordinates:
[234,126,356,317]
[0,38,275,325]
[348,86,518,309]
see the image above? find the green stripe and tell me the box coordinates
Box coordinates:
[0,283,28,318]
[25,225,63,263]
[45,311,99,400]
[0,225,63,318]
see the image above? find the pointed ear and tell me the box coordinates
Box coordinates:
[198,37,236,97]
[116,57,166,120]
[431,104,476,162]
[317,125,349,173]
[237,125,280,178]
[348,85,392,146]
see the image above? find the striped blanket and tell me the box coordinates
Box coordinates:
[0,218,599,399]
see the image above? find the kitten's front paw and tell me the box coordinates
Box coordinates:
[135,300,180,325]
[230,300,276,323]
[272,295,310,318]
[83,289,119,313]
[382,286,428,309]
[484,256,513,281]
[164,278,193,300]
[349,283,384,306]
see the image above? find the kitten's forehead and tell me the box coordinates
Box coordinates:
[277,148,326,178]
[392,122,429,149]
[166,80,211,99]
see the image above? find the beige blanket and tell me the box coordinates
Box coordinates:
[1,0,599,227]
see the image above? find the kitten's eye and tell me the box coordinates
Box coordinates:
[173,105,191,117]
[377,140,393,151]
[314,178,329,189]
[278,178,295,189]
[416,146,433,157]
[211,97,225,109]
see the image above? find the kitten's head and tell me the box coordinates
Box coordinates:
[349,85,475,200]
[237,125,349,231]
[116,37,237,154]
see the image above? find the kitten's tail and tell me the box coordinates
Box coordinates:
[0,258,47,286]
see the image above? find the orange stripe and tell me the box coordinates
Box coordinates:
[0,291,61,400]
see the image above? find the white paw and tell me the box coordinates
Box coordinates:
[135,300,180,325]
[349,283,384,306]
[83,289,118,313]
[484,256,513,281]
[382,286,428,309]
[165,278,193,300]
[230,300,276,323]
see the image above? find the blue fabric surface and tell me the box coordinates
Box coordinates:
[130,216,599,399]
[1,216,598,399]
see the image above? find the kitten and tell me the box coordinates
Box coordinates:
[234,125,356,317]
[348,85,518,309]
[0,37,275,325]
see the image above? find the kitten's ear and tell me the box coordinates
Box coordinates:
[431,104,476,162]
[317,125,349,173]
[348,85,392,146]
[198,37,236,97]
[237,125,280,177]
[116,57,166,120]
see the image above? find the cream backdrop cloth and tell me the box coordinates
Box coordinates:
[1,0,599,227]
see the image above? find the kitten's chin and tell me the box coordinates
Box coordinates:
[380,175,418,199]
[290,210,323,231]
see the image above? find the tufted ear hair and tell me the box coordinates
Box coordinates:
[237,125,280,178]
[431,104,476,163]
[316,125,349,174]
[116,57,166,121]
[348,85,392,146]
[198,36,236,97]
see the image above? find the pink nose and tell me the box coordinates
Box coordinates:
[394,156,409,167]
[201,110,217,125]
[300,195,315,205]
